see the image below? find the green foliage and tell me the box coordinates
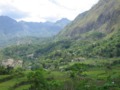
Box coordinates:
[0,66,13,75]
[86,31,105,40]
[85,30,120,58]
[0,63,120,90]
[27,69,48,90]
[72,63,91,70]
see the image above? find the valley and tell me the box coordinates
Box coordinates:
[0,0,120,90]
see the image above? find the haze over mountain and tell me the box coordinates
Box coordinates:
[0,16,70,41]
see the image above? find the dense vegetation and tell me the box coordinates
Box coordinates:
[0,59,120,90]
[0,29,119,70]
[0,28,120,90]
[0,0,120,90]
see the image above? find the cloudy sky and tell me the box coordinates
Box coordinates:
[0,0,99,22]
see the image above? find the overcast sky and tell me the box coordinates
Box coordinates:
[0,0,99,22]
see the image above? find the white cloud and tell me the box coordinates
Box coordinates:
[0,0,99,22]
[0,4,28,19]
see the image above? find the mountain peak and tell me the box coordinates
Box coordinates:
[56,18,70,22]
[55,18,70,27]
[0,15,17,22]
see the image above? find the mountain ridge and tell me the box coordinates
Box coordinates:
[0,16,70,47]
[57,0,120,40]
[0,16,70,39]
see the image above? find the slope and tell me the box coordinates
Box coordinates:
[58,0,120,40]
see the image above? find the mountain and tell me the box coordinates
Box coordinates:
[58,0,120,40]
[0,16,70,38]
[1,0,120,61]
[0,16,24,40]
[19,18,70,37]
[0,0,120,63]
[0,16,70,47]
[0,16,22,34]
[55,18,70,27]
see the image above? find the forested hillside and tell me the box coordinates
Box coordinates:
[0,0,120,90]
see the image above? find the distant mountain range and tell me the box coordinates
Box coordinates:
[0,16,70,41]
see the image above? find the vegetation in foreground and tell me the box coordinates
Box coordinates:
[0,57,120,90]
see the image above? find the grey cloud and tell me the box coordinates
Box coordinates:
[0,5,29,20]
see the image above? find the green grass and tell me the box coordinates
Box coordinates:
[0,75,10,79]
[0,73,28,90]
[15,84,30,90]
[48,71,68,80]
[0,80,30,90]
[82,65,120,80]
[0,78,19,90]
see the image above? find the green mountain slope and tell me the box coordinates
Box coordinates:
[77,29,120,58]
[58,0,120,39]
